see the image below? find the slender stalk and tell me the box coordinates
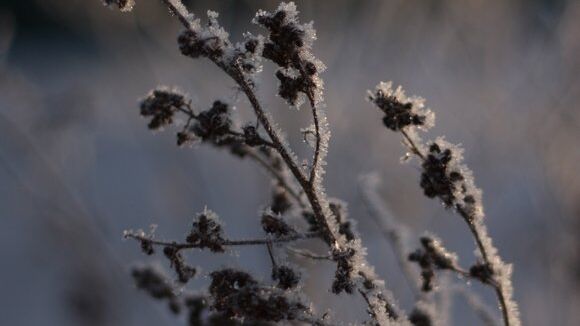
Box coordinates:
[288,247,332,260]
[400,131,512,326]
[265,241,277,268]
[231,69,338,246]
[306,92,322,186]
[175,107,276,148]
[401,130,425,160]
[125,231,321,250]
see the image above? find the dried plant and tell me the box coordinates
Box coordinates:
[101,1,520,325]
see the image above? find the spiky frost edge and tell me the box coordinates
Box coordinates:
[422,231,460,269]
[428,138,520,326]
[367,81,519,325]
[429,138,519,325]
[367,81,436,132]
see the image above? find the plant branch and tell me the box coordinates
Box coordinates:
[150,2,402,322]
[399,130,512,326]
[287,247,332,261]
[125,231,321,250]
[306,92,322,186]
[228,66,339,246]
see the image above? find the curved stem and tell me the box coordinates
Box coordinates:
[306,92,322,186]
[401,130,512,326]
[230,68,338,246]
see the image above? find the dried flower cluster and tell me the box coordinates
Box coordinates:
[254,3,324,107]
[208,269,308,322]
[186,211,226,252]
[101,1,520,325]
[368,81,434,132]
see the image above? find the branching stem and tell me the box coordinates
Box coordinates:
[400,129,512,326]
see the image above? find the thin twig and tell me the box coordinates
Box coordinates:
[401,129,425,161]
[287,247,332,261]
[265,241,277,268]
[230,67,338,246]
[306,92,322,186]
[125,231,321,250]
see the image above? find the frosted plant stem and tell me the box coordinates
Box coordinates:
[307,92,322,186]
[125,231,321,249]
[233,75,405,324]
[159,0,337,270]
[400,131,514,326]
[232,70,338,245]
[150,1,404,323]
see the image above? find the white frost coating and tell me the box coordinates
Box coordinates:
[310,105,331,186]
[431,137,484,217]
[252,7,407,323]
[120,0,135,12]
[439,138,520,325]
[350,243,409,326]
[472,218,520,326]
[428,139,520,325]
[367,81,519,325]
[367,81,436,131]
[427,136,518,323]
[301,124,317,149]
[422,232,459,269]
[205,10,230,42]
[167,0,199,30]
[123,224,158,240]
[264,111,306,175]
[323,197,407,324]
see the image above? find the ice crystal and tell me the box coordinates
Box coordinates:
[368,82,434,132]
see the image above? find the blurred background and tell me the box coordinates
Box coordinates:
[1,0,579,325]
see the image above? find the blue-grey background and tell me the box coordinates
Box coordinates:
[1,0,579,325]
